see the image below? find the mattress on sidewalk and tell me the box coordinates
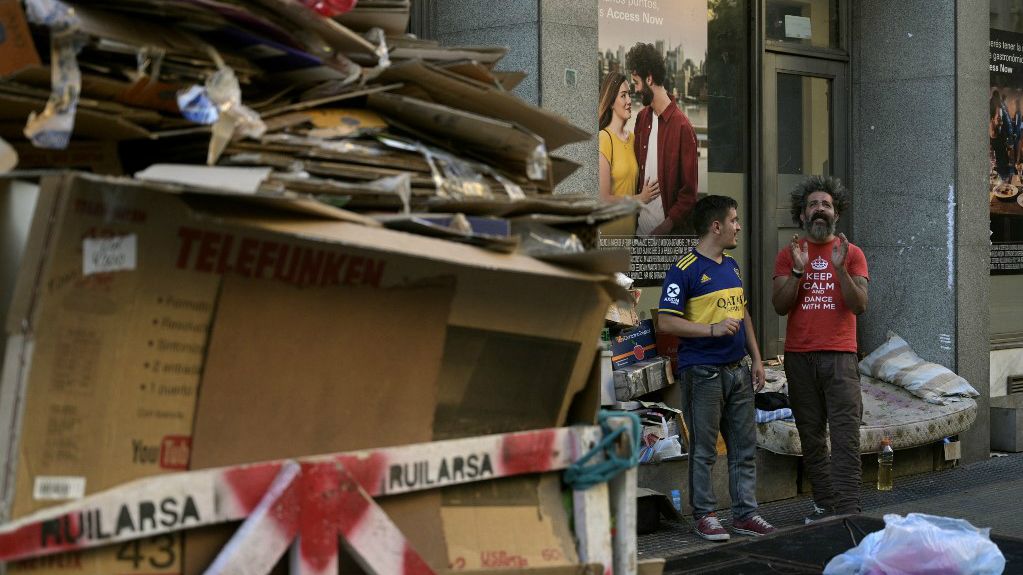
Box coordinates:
[757,371,978,456]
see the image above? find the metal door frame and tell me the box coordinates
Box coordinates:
[755,53,849,357]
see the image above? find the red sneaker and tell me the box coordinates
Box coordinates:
[694,513,730,541]
[732,514,776,536]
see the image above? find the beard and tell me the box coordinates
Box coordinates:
[804,211,836,241]
[638,81,653,106]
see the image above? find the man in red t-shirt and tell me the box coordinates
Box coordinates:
[771,175,869,521]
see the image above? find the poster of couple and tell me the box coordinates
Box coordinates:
[597,0,708,286]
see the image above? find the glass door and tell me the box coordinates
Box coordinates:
[757,54,848,357]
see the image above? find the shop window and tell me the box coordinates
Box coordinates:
[766,0,839,49]
[989,0,1023,341]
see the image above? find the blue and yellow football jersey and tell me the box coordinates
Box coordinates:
[658,250,747,370]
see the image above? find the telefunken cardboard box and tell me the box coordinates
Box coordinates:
[0,173,617,574]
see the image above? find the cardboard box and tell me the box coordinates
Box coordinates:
[613,363,648,401]
[1,172,616,573]
[0,0,40,77]
[643,357,674,396]
[609,319,657,370]
[612,357,671,402]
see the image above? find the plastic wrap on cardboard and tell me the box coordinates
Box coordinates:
[526,141,548,181]
[614,363,648,401]
[270,171,413,212]
[378,134,493,201]
[24,0,77,26]
[361,27,391,80]
[205,61,267,164]
[177,85,219,125]
[22,0,82,150]
[493,172,527,200]
[264,134,388,160]
[510,221,584,257]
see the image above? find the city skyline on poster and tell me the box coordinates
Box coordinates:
[597,0,708,286]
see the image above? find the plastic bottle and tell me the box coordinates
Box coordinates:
[877,437,894,491]
[671,489,682,512]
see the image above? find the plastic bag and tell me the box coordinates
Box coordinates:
[823,513,1005,575]
[204,55,266,164]
[650,435,682,461]
[23,0,82,150]
[637,415,683,463]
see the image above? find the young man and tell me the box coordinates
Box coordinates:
[771,175,869,522]
[625,42,699,237]
[657,195,775,541]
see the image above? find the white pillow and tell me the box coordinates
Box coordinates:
[859,332,979,405]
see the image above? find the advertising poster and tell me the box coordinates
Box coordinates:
[989,28,1023,275]
[597,0,708,286]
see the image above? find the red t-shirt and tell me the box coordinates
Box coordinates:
[773,238,869,353]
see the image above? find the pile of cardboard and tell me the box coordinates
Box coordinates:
[0,1,645,572]
[0,0,636,259]
[0,171,624,573]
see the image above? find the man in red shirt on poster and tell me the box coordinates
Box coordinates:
[771,175,869,523]
[626,42,699,237]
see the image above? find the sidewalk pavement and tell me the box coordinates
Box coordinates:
[639,451,1023,562]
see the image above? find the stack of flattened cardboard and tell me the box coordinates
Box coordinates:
[0,0,636,260]
[0,1,638,573]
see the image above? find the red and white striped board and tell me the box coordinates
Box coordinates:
[0,426,603,566]
[204,461,302,575]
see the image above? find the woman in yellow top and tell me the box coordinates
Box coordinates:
[598,71,660,205]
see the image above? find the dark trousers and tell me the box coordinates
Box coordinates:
[784,351,863,514]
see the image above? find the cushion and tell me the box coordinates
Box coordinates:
[858,332,979,405]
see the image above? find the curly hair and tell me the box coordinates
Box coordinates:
[625,43,666,86]
[789,175,849,225]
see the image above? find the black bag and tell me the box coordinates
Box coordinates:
[755,391,790,411]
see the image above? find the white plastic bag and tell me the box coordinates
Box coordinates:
[650,435,682,461]
[824,513,1005,575]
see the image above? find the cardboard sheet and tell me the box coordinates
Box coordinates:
[379,61,590,151]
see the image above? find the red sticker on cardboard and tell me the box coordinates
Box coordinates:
[160,435,191,470]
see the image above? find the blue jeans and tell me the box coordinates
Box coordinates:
[680,362,759,520]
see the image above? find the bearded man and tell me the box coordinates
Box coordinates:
[771,175,870,523]
[626,42,699,236]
